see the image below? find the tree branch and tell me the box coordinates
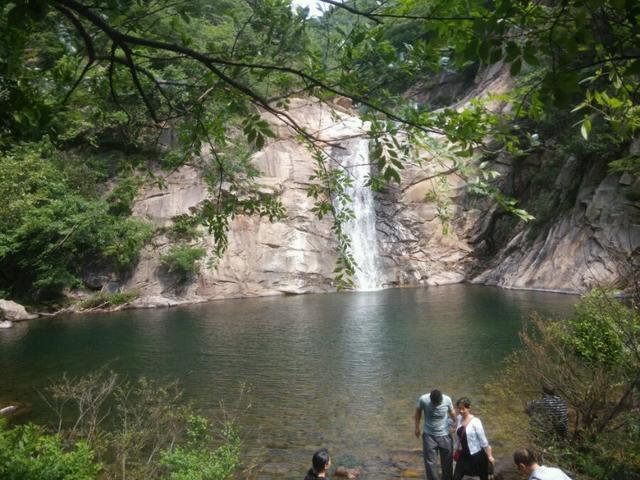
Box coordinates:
[54,0,444,139]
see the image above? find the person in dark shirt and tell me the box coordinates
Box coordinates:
[304,448,331,480]
[526,384,568,438]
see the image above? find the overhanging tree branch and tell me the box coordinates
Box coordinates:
[53,0,445,139]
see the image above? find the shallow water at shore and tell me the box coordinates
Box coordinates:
[0,284,576,479]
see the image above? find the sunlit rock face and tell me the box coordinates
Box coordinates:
[122,94,639,305]
[124,98,478,303]
[468,151,640,293]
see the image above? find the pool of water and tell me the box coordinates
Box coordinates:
[0,284,576,478]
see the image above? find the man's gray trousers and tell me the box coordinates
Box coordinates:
[422,433,453,480]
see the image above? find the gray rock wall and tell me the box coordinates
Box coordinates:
[122,97,639,306]
[469,151,640,293]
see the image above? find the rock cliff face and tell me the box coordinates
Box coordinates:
[469,149,640,292]
[123,92,639,305]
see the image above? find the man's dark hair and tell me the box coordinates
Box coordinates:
[312,448,330,473]
[430,389,443,406]
[542,383,556,396]
[513,447,539,467]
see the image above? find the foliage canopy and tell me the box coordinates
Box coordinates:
[1,0,639,294]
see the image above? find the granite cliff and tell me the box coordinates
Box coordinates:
[115,80,639,307]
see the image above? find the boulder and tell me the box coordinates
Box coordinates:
[0,405,17,416]
[0,299,37,322]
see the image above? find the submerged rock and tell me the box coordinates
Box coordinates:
[334,466,361,479]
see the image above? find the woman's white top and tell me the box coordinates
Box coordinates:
[455,415,489,455]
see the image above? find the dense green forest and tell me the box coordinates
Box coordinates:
[2,0,639,300]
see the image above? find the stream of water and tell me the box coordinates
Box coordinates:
[334,137,382,290]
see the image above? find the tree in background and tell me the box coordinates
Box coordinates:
[1,0,639,295]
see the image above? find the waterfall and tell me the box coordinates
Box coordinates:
[335,138,382,290]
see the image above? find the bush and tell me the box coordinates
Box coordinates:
[168,214,203,242]
[487,290,640,479]
[0,142,152,301]
[160,417,241,480]
[0,418,100,480]
[160,245,207,282]
[43,370,242,480]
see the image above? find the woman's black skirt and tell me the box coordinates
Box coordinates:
[454,449,489,480]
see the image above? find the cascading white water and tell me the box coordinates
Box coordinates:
[336,138,382,290]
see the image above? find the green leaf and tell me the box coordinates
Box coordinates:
[478,41,490,62]
[505,42,520,62]
[522,44,539,66]
[580,116,591,140]
[510,58,522,77]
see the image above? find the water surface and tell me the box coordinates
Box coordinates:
[0,285,576,478]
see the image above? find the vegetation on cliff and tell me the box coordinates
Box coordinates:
[1,0,639,295]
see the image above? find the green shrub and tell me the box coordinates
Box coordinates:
[107,175,145,217]
[160,245,207,281]
[486,291,640,479]
[160,417,241,480]
[0,142,152,301]
[0,418,100,480]
[168,214,203,242]
[563,291,632,366]
[43,371,242,480]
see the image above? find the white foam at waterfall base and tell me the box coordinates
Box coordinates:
[338,138,382,290]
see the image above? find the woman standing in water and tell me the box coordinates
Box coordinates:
[453,397,495,480]
[304,448,331,479]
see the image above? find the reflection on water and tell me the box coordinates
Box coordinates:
[0,285,576,479]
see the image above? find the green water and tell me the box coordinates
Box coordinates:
[0,284,575,478]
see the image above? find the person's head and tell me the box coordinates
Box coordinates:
[513,447,540,476]
[542,383,556,396]
[311,448,331,474]
[456,397,471,415]
[430,389,443,406]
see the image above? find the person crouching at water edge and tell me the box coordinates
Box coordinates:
[415,388,456,480]
[513,447,572,480]
[452,397,495,480]
[304,448,331,480]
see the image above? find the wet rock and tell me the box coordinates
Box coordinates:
[619,172,634,186]
[0,299,37,322]
[399,467,423,478]
[493,456,520,480]
[95,95,637,305]
[0,320,12,329]
[334,466,361,479]
[129,295,180,309]
[0,405,17,416]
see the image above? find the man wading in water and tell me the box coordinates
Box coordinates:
[415,388,456,480]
